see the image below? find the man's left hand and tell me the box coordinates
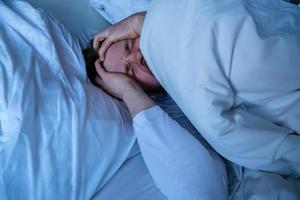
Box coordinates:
[95,59,156,117]
[95,59,138,100]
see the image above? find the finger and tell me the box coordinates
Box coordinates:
[95,77,112,97]
[94,73,119,99]
[99,38,114,61]
[95,76,105,88]
[93,30,108,50]
[95,59,106,78]
[93,36,104,51]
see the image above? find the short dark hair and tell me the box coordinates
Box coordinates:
[83,47,102,88]
[83,40,162,93]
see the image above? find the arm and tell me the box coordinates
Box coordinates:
[94,61,227,200]
[132,105,227,200]
[122,82,156,118]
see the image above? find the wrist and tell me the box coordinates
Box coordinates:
[122,82,156,118]
[122,81,143,100]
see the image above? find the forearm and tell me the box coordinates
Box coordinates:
[122,82,156,118]
[133,106,228,200]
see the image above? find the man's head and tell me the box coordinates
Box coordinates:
[84,38,161,92]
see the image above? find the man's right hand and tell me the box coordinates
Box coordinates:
[93,12,146,61]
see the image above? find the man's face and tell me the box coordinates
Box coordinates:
[103,37,161,91]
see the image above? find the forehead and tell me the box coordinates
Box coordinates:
[103,40,127,73]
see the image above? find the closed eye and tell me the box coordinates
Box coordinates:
[125,42,130,55]
[125,64,135,77]
[124,41,134,76]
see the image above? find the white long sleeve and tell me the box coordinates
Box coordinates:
[133,106,228,200]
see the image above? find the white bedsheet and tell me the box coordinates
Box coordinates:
[0,1,136,199]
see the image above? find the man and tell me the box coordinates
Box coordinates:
[83,40,228,200]
[89,1,300,197]
[85,37,161,93]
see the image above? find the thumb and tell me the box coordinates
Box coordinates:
[99,38,114,61]
[93,30,109,50]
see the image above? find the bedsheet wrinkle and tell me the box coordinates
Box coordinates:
[0,1,136,199]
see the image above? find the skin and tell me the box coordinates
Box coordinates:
[93,12,146,61]
[93,12,156,117]
[95,59,156,117]
[94,37,160,117]
[102,37,161,91]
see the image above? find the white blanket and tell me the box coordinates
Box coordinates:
[141,0,300,198]
[0,1,135,199]
[141,0,300,174]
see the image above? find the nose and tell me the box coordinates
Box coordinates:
[126,49,143,64]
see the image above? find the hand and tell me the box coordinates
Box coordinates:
[93,12,146,61]
[95,59,139,100]
[95,59,156,117]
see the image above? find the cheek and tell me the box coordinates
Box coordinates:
[105,40,127,65]
[104,51,125,73]
[106,50,120,66]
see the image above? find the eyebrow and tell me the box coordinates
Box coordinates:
[125,63,130,74]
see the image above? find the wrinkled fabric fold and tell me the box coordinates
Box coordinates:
[141,0,300,177]
[0,1,136,199]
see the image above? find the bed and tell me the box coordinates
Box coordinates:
[1,0,299,199]
[0,0,139,199]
